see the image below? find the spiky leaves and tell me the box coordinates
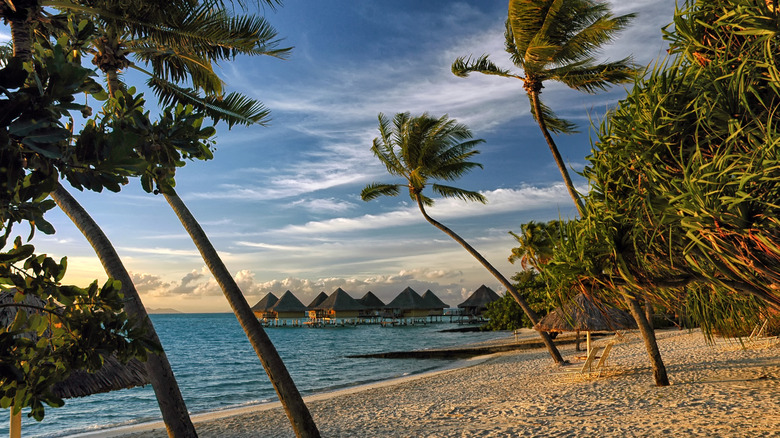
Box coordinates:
[361,112,486,207]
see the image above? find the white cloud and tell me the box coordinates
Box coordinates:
[277,185,573,235]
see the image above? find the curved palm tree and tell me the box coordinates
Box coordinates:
[452,0,637,216]
[37,1,317,435]
[361,112,564,365]
[48,2,319,436]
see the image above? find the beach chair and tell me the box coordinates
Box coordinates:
[594,342,614,377]
[556,346,601,382]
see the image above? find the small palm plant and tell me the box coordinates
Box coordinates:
[452,0,637,216]
[361,112,564,364]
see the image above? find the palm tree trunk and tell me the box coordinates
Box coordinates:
[162,189,320,438]
[415,196,565,365]
[625,294,669,386]
[50,183,198,437]
[529,90,586,216]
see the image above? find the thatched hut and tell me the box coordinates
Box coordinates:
[534,292,637,354]
[251,292,278,319]
[307,291,328,309]
[268,290,308,319]
[421,289,449,316]
[457,285,500,316]
[310,288,366,321]
[358,291,386,318]
[385,287,429,318]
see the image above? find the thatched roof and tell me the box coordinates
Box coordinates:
[1,292,150,399]
[534,293,637,333]
[317,288,366,311]
[457,285,500,309]
[421,290,449,309]
[358,291,386,308]
[307,291,329,309]
[385,287,427,310]
[269,290,307,313]
[53,357,150,399]
[251,292,279,311]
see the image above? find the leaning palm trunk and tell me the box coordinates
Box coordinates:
[528,90,585,216]
[415,196,565,365]
[163,190,320,438]
[51,183,198,437]
[625,294,669,386]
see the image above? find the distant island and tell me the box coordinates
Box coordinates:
[146,308,183,314]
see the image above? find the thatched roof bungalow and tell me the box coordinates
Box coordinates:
[311,288,366,320]
[457,285,500,316]
[268,290,308,319]
[251,292,278,319]
[421,290,449,315]
[358,291,386,317]
[307,291,328,309]
[386,287,429,318]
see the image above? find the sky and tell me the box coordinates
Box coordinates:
[22,0,678,312]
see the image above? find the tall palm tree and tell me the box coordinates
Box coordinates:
[49,2,319,435]
[452,0,637,216]
[361,112,564,365]
[0,3,200,435]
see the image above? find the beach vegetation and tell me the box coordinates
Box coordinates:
[0,237,156,421]
[516,0,780,385]
[361,112,565,365]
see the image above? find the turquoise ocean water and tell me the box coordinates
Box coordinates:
[5,313,510,437]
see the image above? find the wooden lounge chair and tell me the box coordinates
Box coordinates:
[594,342,614,377]
[556,346,601,381]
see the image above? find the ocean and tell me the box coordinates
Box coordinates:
[6,313,511,437]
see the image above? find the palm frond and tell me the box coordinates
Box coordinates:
[431,184,487,204]
[148,76,270,126]
[548,57,637,93]
[555,11,636,66]
[451,55,517,79]
[361,183,401,201]
[527,95,578,134]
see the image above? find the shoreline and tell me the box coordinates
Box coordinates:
[68,329,545,438]
[72,329,780,437]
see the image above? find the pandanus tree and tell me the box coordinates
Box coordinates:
[452,0,637,216]
[361,112,564,365]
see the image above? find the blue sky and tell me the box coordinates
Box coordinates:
[26,0,676,312]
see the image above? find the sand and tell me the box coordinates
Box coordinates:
[77,328,779,437]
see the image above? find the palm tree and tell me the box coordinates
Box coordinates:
[361,112,564,365]
[452,0,637,216]
[0,3,200,435]
[48,2,319,435]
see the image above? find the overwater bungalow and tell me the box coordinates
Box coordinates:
[421,289,449,321]
[251,292,279,319]
[384,287,430,324]
[457,285,500,321]
[358,291,386,320]
[307,291,329,309]
[265,290,308,326]
[308,288,366,325]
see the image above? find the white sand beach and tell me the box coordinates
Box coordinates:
[80,328,779,437]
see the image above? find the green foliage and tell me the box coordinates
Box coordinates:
[529,0,780,339]
[0,237,157,421]
[484,271,556,330]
